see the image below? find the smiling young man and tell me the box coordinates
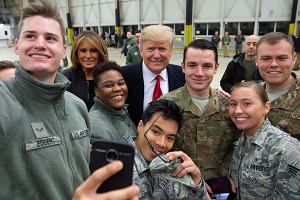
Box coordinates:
[122,99,206,199]
[0,1,91,199]
[256,32,300,140]
[161,39,240,196]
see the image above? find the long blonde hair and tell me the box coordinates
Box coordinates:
[71,31,108,69]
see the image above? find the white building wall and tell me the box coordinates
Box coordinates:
[260,0,292,21]
[163,0,185,23]
[0,0,297,39]
[194,0,221,22]
[121,0,139,25]
[140,0,161,24]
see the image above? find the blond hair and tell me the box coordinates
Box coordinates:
[141,25,174,48]
[71,31,108,69]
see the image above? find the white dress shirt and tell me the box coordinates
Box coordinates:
[142,61,169,110]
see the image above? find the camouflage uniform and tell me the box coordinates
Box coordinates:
[264,78,300,141]
[230,119,300,200]
[123,134,206,200]
[161,85,240,180]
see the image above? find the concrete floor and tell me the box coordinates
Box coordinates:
[0,45,234,89]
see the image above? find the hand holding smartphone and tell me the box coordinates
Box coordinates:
[89,140,135,193]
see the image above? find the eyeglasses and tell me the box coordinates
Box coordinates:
[143,114,170,163]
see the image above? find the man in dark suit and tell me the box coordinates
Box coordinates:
[122,25,185,125]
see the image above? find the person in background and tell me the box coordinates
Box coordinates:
[292,34,300,70]
[89,61,137,142]
[114,32,120,48]
[63,30,108,110]
[220,35,261,93]
[211,30,220,48]
[0,60,15,80]
[234,30,245,55]
[122,25,185,126]
[222,31,231,58]
[120,31,136,57]
[126,30,142,64]
[161,39,240,197]
[229,81,300,200]
[256,32,300,140]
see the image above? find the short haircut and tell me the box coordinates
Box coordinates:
[0,60,14,70]
[17,0,65,44]
[183,39,218,63]
[71,31,108,69]
[141,99,183,131]
[140,25,174,48]
[93,61,123,86]
[231,81,269,104]
[256,32,294,53]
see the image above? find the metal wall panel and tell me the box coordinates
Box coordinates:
[163,0,185,23]
[99,0,115,26]
[260,0,292,21]
[140,0,161,24]
[83,0,99,26]
[121,0,139,25]
[194,0,221,22]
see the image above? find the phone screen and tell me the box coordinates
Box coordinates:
[211,193,230,200]
[89,140,135,193]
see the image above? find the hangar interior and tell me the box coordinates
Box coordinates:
[0,0,299,48]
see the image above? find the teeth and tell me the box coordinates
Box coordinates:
[31,54,48,58]
[268,71,279,74]
[154,149,161,155]
[112,95,122,100]
[236,117,247,121]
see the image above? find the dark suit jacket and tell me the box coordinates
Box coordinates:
[122,61,185,126]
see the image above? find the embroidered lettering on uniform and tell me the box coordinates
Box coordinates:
[71,129,89,140]
[278,110,300,119]
[247,164,269,172]
[25,136,61,151]
[288,165,299,177]
[250,165,269,172]
[159,178,168,189]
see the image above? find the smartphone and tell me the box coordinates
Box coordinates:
[206,176,232,200]
[211,193,230,200]
[89,140,135,193]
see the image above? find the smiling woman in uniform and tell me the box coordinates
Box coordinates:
[229,81,300,200]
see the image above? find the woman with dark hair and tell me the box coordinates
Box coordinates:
[89,61,137,142]
[64,31,108,110]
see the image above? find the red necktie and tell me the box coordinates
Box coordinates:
[152,75,163,100]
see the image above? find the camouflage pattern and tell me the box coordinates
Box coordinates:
[149,155,197,188]
[263,78,300,141]
[161,85,240,180]
[123,134,206,199]
[230,119,300,200]
[132,147,153,200]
